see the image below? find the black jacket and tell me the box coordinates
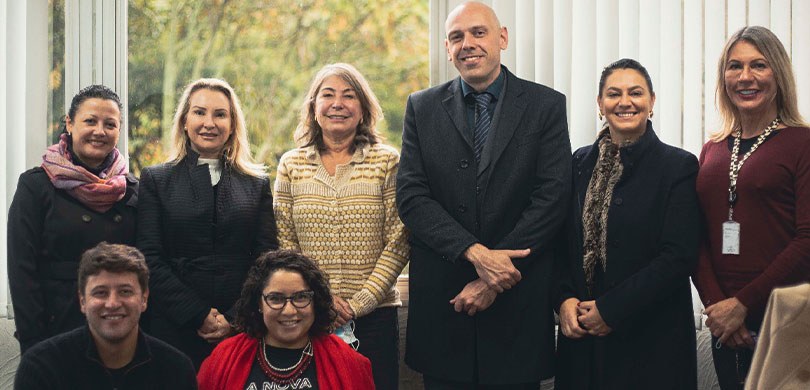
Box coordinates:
[14,325,197,389]
[555,126,699,389]
[7,167,138,353]
[396,68,571,384]
[136,150,278,367]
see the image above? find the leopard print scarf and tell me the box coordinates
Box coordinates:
[581,131,624,293]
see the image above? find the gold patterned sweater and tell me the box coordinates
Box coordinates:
[273,143,410,317]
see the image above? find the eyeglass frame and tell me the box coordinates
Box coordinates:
[261,290,315,310]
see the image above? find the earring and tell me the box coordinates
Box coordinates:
[649,110,654,118]
[597,110,603,121]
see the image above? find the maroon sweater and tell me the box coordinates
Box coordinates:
[695,126,810,326]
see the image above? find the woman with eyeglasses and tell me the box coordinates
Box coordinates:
[197,250,374,390]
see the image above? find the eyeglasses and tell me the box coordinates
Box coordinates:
[262,291,314,310]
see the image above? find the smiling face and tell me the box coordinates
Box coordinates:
[445,2,508,91]
[80,271,148,347]
[314,75,362,142]
[261,270,314,349]
[184,89,233,159]
[598,68,656,140]
[66,98,121,168]
[724,40,778,119]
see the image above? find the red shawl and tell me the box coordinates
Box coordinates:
[198,333,375,390]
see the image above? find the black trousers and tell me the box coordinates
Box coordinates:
[355,306,400,390]
[711,336,754,390]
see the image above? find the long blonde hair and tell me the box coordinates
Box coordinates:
[294,63,383,150]
[712,26,807,141]
[168,78,265,177]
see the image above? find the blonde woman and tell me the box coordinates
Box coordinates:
[274,63,409,389]
[137,78,279,368]
[694,26,810,389]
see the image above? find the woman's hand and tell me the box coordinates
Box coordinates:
[577,300,612,337]
[559,298,588,339]
[197,308,233,343]
[332,295,355,327]
[704,297,748,345]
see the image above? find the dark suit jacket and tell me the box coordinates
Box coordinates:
[396,67,571,384]
[555,125,698,389]
[136,149,278,367]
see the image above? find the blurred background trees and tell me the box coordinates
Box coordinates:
[127,0,429,176]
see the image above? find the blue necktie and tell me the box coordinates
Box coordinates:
[472,93,492,161]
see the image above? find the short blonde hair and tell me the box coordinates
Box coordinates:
[294,63,383,150]
[168,78,265,177]
[712,26,807,141]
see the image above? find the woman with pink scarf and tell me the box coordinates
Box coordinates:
[8,85,138,354]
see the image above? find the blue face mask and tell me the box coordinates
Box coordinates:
[334,320,359,350]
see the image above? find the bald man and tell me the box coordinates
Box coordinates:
[397,1,571,388]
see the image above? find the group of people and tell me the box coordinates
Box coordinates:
[7,1,810,389]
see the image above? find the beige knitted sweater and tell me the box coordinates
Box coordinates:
[273,143,409,317]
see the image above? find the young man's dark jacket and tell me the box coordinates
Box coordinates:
[14,325,197,389]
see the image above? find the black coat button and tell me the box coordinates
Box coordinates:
[614,197,623,205]
[475,186,481,194]
[113,215,123,223]
[458,205,467,213]
[81,215,92,223]
[460,160,470,169]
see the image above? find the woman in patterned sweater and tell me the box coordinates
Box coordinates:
[274,63,409,389]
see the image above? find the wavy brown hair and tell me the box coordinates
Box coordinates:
[233,250,335,339]
[294,63,383,151]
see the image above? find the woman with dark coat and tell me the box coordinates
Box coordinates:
[555,59,699,389]
[8,85,138,353]
[137,78,278,368]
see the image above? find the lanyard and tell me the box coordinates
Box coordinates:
[727,117,781,221]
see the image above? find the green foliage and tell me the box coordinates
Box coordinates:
[127,0,429,177]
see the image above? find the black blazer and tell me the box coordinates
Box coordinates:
[7,167,137,353]
[555,125,698,389]
[136,150,278,367]
[396,67,571,383]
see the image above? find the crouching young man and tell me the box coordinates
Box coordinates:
[14,242,197,389]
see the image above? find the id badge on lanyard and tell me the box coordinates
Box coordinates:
[722,220,740,255]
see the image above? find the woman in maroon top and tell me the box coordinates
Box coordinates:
[694,26,810,390]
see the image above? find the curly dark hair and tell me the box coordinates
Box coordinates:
[234,250,335,339]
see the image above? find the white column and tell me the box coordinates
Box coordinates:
[4,0,49,319]
[727,0,747,33]
[513,0,534,80]
[552,0,573,125]
[748,0,771,27]
[770,0,792,50]
[704,0,726,135]
[534,0,554,87]
[618,0,639,59]
[657,0,683,147]
[683,0,705,152]
[638,0,661,135]
[65,0,128,162]
[569,0,597,149]
[793,0,810,118]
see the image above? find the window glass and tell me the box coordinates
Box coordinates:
[48,0,66,144]
[127,0,429,176]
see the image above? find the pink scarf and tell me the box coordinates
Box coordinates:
[41,134,128,213]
